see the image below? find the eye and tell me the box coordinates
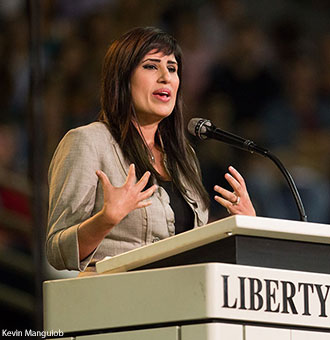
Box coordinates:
[168,66,177,73]
[143,64,157,70]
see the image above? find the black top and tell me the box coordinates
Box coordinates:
[158,179,194,235]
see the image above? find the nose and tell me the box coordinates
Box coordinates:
[158,67,171,84]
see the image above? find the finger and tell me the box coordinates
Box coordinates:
[135,171,151,191]
[228,166,246,189]
[214,195,231,209]
[214,195,240,216]
[214,185,237,203]
[136,200,152,209]
[138,184,157,201]
[96,170,112,188]
[126,164,137,186]
[224,172,241,195]
[96,170,113,202]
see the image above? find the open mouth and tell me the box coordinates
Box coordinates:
[157,92,169,97]
[153,89,171,101]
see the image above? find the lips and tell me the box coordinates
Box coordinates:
[152,88,172,102]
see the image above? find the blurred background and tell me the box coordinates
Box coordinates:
[1,0,330,334]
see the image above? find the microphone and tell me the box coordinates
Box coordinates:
[188,118,308,222]
[188,118,267,154]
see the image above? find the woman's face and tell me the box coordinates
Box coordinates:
[130,49,180,125]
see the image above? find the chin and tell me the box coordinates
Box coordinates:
[137,105,175,123]
[155,105,175,118]
[157,111,173,120]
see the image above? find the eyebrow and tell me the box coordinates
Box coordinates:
[142,58,178,65]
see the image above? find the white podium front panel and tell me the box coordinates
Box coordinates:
[44,264,210,333]
[44,263,330,335]
[206,263,330,330]
[76,326,180,340]
[245,326,291,340]
[181,323,243,340]
[291,330,330,339]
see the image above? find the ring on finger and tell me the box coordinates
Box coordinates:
[232,195,240,206]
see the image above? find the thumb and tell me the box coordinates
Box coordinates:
[96,170,113,191]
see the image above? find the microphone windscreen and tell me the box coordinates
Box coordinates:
[187,118,203,136]
[188,118,213,140]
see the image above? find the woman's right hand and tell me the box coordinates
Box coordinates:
[96,164,157,229]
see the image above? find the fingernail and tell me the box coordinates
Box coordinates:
[229,166,236,171]
[96,170,101,176]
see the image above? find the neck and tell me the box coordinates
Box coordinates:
[133,120,159,147]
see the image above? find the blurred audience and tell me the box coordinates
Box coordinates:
[204,19,279,138]
[248,55,330,222]
[319,32,330,101]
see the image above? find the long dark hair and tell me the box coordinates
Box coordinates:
[98,27,209,209]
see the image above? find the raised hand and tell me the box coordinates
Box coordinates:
[96,164,157,227]
[214,166,256,216]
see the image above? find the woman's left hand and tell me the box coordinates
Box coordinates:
[214,166,256,216]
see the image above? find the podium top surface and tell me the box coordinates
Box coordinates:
[96,215,330,275]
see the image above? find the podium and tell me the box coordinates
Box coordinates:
[43,216,330,339]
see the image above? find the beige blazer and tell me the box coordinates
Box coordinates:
[46,122,208,271]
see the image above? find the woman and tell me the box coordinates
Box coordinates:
[47,27,255,272]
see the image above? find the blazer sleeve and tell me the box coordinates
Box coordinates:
[46,127,102,271]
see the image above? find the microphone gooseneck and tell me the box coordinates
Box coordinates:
[188,118,308,222]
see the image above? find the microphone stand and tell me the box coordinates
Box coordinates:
[209,127,308,222]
